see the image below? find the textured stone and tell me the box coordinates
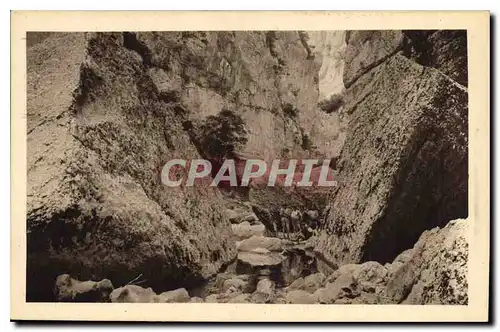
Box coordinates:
[316,273,359,304]
[303,273,326,293]
[237,250,284,268]
[403,30,468,86]
[222,277,253,293]
[251,278,275,303]
[155,288,190,303]
[236,236,283,252]
[343,30,404,88]
[286,277,305,291]
[27,32,239,300]
[285,289,319,304]
[54,274,114,302]
[316,53,468,267]
[231,222,266,240]
[385,219,468,304]
[190,296,204,303]
[110,284,189,303]
[110,285,157,303]
[227,293,250,303]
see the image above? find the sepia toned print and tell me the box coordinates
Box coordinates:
[11,11,490,322]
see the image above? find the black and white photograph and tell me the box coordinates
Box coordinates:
[10,11,490,322]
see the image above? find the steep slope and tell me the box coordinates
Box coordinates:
[315,30,468,266]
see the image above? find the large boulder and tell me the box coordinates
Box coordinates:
[110,285,157,303]
[236,236,283,252]
[303,272,326,293]
[316,44,468,266]
[250,278,275,303]
[285,289,319,304]
[54,274,114,302]
[384,219,468,304]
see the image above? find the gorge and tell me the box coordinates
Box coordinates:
[27,30,468,304]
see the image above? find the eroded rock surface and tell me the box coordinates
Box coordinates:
[27,30,343,301]
[54,274,114,302]
[403,30,468,86]
[316,31,468,267]
[30,30,469,305]
[385,219,468,304]
[27,32,239,300]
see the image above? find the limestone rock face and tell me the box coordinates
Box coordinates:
[307,31,346,99]
[277,219,468,305]
[343,30,404,88]
[27,32,244,300]
[403,30,468,86]
[385,219,468,304]
[134,31,338,162]
[315,34,468,266]
[27,30,344,301]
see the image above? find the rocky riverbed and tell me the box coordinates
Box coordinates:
[54,200,468,304]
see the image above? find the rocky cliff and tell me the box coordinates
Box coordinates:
[315,30,468,266]
[26,31,344,301]
[27,30,468,305]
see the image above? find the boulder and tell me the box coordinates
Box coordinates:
[205,294,219,303]
[384,219,468,304]
[110,284,190,303]
[385,261,404,279]
[225,208,260,225]
[225,209,242,224]
[190,296,204,303]
[316,273,359,304]
[227,293,250,303]
[352,261,388,285]
[155,288,190,303]
[236,236,283,252]
[110,285,157,303]
[286,277,305,291]
[222,277,252,293]
[251,278,275,303]
[54,274,114,302]
[237,249,284,269]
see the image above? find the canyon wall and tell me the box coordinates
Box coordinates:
[315,30,468,266]
[26,31,344,300]
[27,30,469,304]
